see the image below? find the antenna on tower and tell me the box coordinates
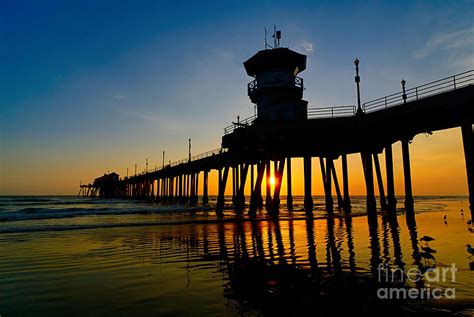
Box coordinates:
[264,28,272,49]
[272,25,281,48]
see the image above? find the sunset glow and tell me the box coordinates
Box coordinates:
[269,175,276,187]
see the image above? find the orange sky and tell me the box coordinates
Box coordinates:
[1,127,468,196]
[1,2,472,198]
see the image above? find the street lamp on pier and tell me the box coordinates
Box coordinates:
[401,79,407,104]
[188,139,192,162]
[354,58,363,114]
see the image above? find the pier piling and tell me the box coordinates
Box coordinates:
[362,152,377,214]
[462,122,474,219]
[304,156,313,213]
[286,157,293,210]
[402,139,414,214]
[342,154,351,212]
[373,153,387,210]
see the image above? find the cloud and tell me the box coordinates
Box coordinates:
[414,25,474,60]
[300,41,314,53]
[113,95,127,100]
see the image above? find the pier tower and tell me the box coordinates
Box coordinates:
[243,34,307,120]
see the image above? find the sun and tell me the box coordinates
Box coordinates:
[269,175,276,186]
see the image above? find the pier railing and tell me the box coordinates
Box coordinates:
[248,75,303,95]
[363,70,474,113]
[223,105,356,135]
[307,105,356,118]
[169,147,227,167]
[132,147,227,178]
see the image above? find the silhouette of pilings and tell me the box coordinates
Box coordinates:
[373,154,387,210]
[271,159,285,215]
[77,184,98,198]
[101,114,472,221]
[202,170,209,205]
[216,166,230,213]
[331,163,344,210]
[402,139,414,215]
[319,158,332,213]
[235,163,250,212]
[461,121,474,220]
[341,154,351,212]
[249,161,265,216]
[117,146,421,220]
[303,156,313,214]
[286,157,293,210]
[265,161,272,210]
[385,144,397,214]
[361,151,377,215]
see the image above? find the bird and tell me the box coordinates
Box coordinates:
[466,244,474,257]
[421,246,437,253]
[420,236,435,244]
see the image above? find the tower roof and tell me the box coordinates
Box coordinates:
[243,47,307,77]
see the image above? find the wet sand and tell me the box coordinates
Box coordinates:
[0,197,473,316]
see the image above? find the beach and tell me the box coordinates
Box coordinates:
[0,196,473,316]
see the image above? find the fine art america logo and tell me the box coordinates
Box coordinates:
[377,263,457,299]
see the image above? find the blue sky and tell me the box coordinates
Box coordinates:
[0,0,473,194]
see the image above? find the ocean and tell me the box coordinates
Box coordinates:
[0,195,473,316]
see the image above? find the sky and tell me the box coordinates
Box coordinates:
[0,0,473,196]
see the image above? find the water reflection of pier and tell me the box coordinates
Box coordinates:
[150,213,450,315]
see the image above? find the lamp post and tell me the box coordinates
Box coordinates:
[146,158,148,173]
[188,139,192,162]
[354,58,363,114]
[401,79,407,104]
[134,164,137,176]
[162,151,165,169]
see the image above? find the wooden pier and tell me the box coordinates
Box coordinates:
[81,42,474,219]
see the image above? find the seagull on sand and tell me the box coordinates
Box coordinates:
[421,246,437,253]
[420,236,435,244]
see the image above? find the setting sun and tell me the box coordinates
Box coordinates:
[269,175,276,187]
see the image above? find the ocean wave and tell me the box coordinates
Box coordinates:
[0,205,211,222]
[0,215,320,234]
[0,219,213,234]
[0,206,210,222]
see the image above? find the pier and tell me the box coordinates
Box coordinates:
[80,40,474,219]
